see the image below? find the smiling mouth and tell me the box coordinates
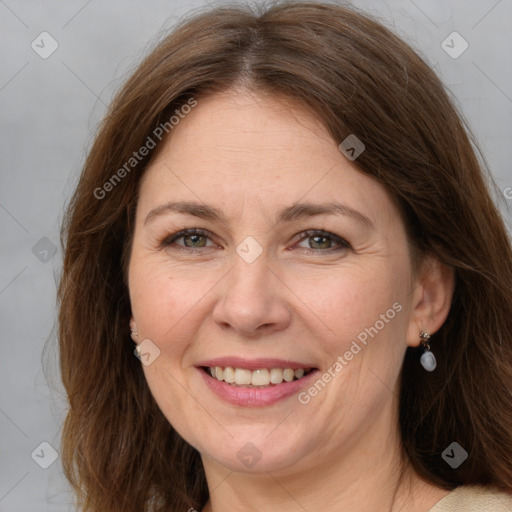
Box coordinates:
[202,366,316,387]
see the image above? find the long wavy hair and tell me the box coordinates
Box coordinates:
[57,2,512,510]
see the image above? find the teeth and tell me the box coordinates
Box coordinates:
[234,368,252,385]
[251,369,270,386]
[270,368,283,384]
[283,368,294,382]
[223,366,235,383]
[294,368,305,379]
[207,366,311,386]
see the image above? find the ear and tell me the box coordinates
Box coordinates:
[406,256,455,347]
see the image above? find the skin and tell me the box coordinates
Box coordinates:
[128,88,455,511]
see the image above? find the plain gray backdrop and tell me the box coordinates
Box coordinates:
[1,0,511,510]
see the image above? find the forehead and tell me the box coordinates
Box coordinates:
[137,89,398,226]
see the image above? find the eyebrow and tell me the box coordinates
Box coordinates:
[144,200,374,229]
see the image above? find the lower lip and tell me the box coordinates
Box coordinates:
[198,368,319,407]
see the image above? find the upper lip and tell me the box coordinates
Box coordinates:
[197,357,317,371]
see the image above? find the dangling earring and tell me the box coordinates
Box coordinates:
[419,330,436,371]
[130,327,141,357]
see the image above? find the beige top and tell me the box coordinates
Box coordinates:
[428,485,512,511]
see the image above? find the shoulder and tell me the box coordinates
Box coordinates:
[429,485,512,511]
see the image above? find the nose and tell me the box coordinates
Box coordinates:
[212,253,291,338]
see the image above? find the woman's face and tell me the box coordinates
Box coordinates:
[128,89,422,474]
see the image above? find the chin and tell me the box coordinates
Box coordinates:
[207,446,305,474]
[193,427,310,474]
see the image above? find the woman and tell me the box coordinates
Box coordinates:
[58,2,512,511]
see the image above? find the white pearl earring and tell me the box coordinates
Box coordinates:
[419,330,436,371]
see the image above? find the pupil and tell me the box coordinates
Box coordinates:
[311,235,330,249]
[185,234,205,247]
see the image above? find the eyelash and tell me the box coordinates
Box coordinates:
[161,228,351,255]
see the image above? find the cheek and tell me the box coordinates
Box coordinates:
[290,264,404,342]
[299,272,408,412]
[297,268,410,397]
[128,258,220,352]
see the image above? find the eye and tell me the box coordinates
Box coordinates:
[162,228,216,250]
[294,230,351,253]
[160,228,350,254]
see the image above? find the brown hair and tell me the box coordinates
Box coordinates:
[57,1,512,510]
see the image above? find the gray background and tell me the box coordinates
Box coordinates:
[1,0,511,510]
